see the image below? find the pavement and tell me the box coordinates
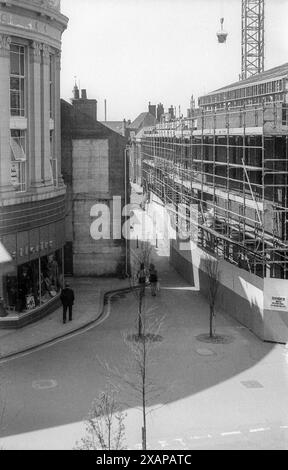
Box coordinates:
[0,277,130,360]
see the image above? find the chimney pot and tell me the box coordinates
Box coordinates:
[81,89,87,100]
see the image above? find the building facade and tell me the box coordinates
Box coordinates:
[131,63,288,343]
[0,0,68,327]
[61,87,129,277]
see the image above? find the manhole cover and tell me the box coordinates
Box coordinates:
[196,348,216,356]
[32,380,58,390]
[241,380,263,389]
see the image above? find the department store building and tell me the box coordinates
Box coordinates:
[0,0,68,327]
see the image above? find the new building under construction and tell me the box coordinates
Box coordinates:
[131,63,288,343]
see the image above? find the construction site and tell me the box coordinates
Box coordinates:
[130,1,288,343]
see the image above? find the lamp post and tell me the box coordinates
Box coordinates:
[124,146,129,277]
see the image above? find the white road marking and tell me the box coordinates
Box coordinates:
[280,425,288,429]
[221,431,242,437]
[249,427,270,433]
[158,440,168,447]
[173,438,187,446]
[32,379,57,390]
[190,435,212,440]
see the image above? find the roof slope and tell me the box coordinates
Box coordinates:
[101,121,124,135]
[129,112,157,131]
[61,100,127,142]
[206,62,288,96]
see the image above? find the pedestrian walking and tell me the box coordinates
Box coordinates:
[137,263,147,297]
[149,263,158,297]
[60,282,75,324]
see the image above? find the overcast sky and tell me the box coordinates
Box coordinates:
[60,0,288,121]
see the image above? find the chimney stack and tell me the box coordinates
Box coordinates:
[71,84,98,121]
[148,102,156,118]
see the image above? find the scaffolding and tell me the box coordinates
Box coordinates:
[137,101,288,279]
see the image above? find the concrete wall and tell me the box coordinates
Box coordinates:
[72,139,109,195]
[73,198,124,276]
[71,138,125,276]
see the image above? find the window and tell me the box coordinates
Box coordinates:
[10,44,25,117]
[49,55,54,119]
[49,131,57,187]
[10,130,26,192]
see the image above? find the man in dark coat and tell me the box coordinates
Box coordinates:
[60,282,75,324]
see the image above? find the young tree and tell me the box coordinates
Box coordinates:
[126,310,164,450]
[75,387,126,450]
[100,308,164,451]
[130,241,152,339]
[204,256,221,338]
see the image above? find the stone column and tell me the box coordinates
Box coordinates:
[42,44,53,187]
[29,41,43,189]
[54,49,64,187]
[0,34,15,196]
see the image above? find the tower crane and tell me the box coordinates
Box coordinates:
[216,1,265,80]
[241,0,265,79]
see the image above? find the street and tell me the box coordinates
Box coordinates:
[0,239,288,449]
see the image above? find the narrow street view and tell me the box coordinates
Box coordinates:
[0,0,288,453]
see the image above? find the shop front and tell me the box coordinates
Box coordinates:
[0,220,65,328]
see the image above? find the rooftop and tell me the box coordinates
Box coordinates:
[14,0,61,12]
[203,62,288,97]
[129,112,158,131]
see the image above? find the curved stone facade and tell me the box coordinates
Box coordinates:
[0,0,68,326]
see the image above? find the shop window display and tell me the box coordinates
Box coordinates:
[40,251,63,305]
[3,249,63,314]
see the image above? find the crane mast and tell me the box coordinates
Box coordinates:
[241,0,265,80]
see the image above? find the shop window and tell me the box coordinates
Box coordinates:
[10,44,25,117]
[3,249,63,314]
[10,130,27,192]
[40,250,63,305]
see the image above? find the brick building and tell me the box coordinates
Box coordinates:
[0,0,68,328]
[61,86,128,277]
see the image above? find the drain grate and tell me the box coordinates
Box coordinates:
[241,380,263,389]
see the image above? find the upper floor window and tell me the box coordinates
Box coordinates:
[10,130,27,192]
[10,44,25,117]
[49,54,54,119]
[49,130,57,187]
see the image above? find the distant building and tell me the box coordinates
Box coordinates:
[61,86,128,277]
[128,104,158,139]
[157,103,164,122]
[0,0,68,328]
[101,120,130,139]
